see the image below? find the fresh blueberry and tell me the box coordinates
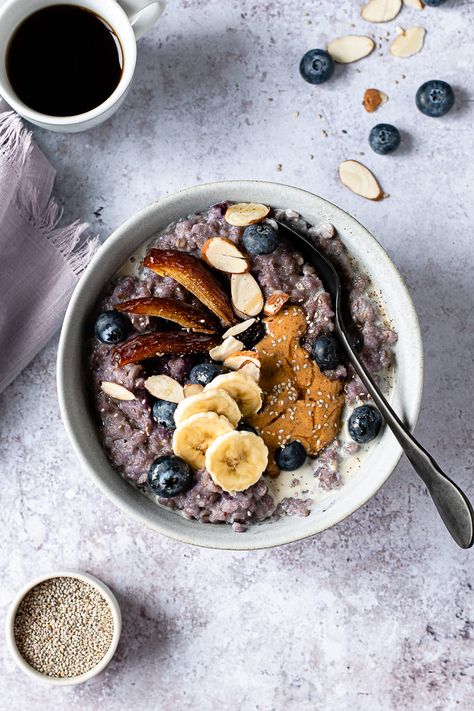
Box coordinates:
[242,224,280,255]
[368,124,401,155]
[416,80,454,118]
[423,0,446,6]
[311,333,342,371]
[147,455,193,498]
[348,405,383,444]
[189,362,225,386]
[299,49,334,85]
[238,423,258,435]
[94,310,131,344]
[152,400,177,429]
[275,441,307,471]
[238,319,266,349]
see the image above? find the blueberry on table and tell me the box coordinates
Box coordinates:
[94,310,131,344]
[368,124,401,155]
[147,455,193,498]
[242,223,280,256]
[348,405,382,444]
[416,80,454,118]
[423,0,446,6]
[275,441,307,471]
[152,400,177,429]
[299,49,334,85]
[311,333,342,371]
[189,362,225,386]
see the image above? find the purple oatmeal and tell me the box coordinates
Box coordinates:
[88,202,397,530]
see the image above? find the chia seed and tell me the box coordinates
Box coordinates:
[13,577,114,678]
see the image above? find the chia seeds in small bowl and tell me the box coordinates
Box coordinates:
[5,571,121,686]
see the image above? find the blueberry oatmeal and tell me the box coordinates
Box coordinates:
[88,201,396,530]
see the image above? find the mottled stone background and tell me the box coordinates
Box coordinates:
[1,1,473,709]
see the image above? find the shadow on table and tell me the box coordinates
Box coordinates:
[111,591,175,671]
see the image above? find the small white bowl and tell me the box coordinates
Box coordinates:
[57,180,424,550]
[5,571,122,686]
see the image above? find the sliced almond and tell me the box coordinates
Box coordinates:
[390,26,426,57]
[361,0,402,23]
[144,374,184,403]
[222,318,256,339]
[223,351,261,371]
[237,359,261,382]
[201,237,249,274]
[263,291,290,317]
[363,88,389,113]
[209,336,244,362]
[403,0,424,9]
[339,160,383,201]
[184,383,204,398]
[224,203,270,227]
[231,273,264,317]
[101,381,136,401]
[327,35,375,64]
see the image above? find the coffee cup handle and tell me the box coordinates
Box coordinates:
[118,0,165,40]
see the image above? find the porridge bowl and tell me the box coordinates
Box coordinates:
[57,181,423,550]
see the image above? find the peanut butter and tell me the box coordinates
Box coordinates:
[249,306,345,475]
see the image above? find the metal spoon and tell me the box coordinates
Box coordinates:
[276,219,474,549]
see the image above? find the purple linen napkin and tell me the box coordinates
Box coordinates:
[0,102,99,393]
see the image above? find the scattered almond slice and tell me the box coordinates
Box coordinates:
[101,381,136,401]
[327,35,375,64]
[238,360,261,382]
[263,291,290,317]
[184,383,204,398]
[144,374,184,403]
[209,336,244,362]
[224,203,270,227]
[390,26,426,57]
[361,0,402,23]
[403,0,424,9]
[231,273,264,317]
[363,88,389,113]
[201,237,249,274]
[339,160,384,201]
[222,318,256,339]
[224,351,261,371]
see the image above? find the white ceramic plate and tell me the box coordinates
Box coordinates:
[57,181,423,550]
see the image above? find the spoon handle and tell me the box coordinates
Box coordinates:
[338,322,474,549]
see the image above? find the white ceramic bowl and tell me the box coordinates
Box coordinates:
[57,181,423,550]
[5,571,122,685]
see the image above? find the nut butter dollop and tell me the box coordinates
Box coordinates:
[249,306,345,474]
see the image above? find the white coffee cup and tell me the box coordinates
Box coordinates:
[0,0,165,132]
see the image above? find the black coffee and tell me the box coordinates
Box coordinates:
[6,5,123,117]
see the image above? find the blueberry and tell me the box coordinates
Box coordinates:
[423,0,446,6]
[94,310,131,344]
[299,49,334,85]
[348,405,383,444]
[152,400,177,428]
[238,319,266,349]
[275,441,307,471]
[238,423,258,435]
[368,124,401,155]
[416,80,454,118]
[242,224,280,255]
[311,333,342,371]
[189,362,225,386]
[147,455,193,498]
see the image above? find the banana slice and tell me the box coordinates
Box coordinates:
[172,412,234,470]
[174,388,241,427]
[204,371,262,418]
[206,430,268,492]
